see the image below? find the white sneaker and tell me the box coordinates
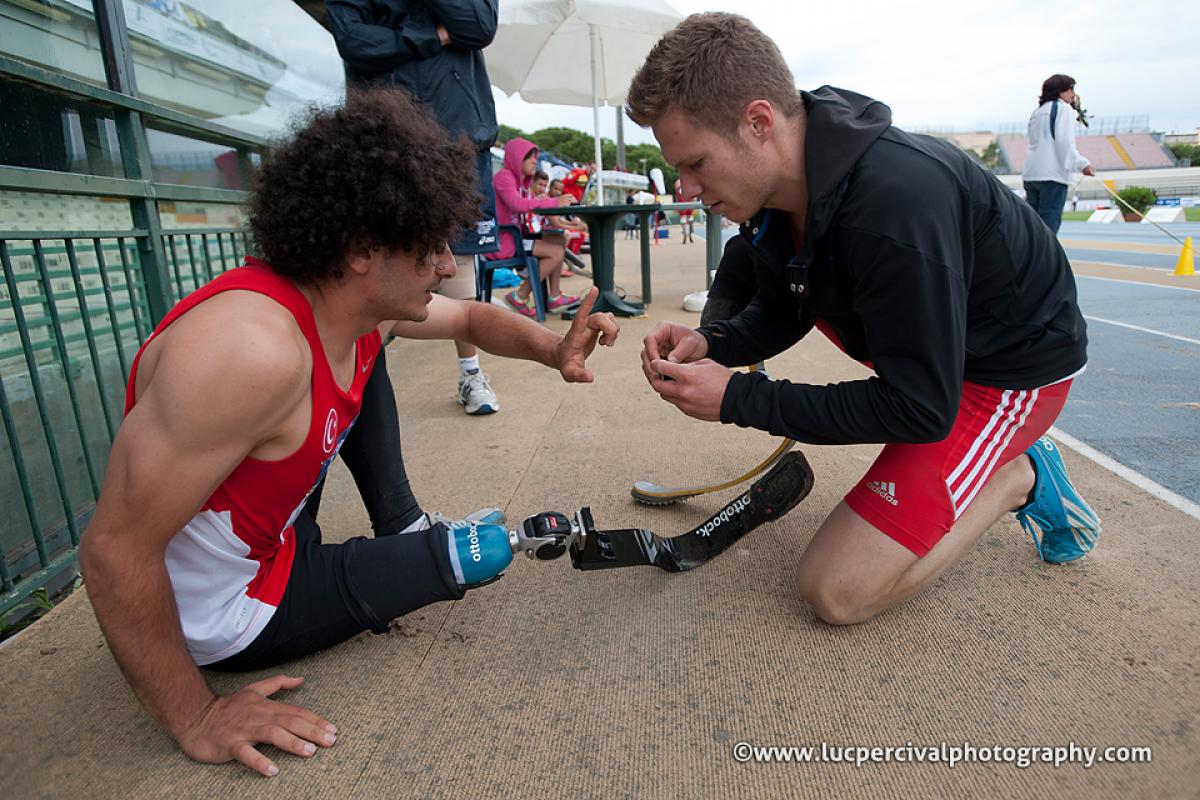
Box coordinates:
[429,506,506,528]
[682,290,707,312]
[403,506,507,533]
[457,371,499,415]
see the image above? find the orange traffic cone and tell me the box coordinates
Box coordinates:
[1175,237,1195,277]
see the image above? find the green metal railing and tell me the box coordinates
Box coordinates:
[161,228,249,301]
[1,0,261,619]
[0,226,249,617]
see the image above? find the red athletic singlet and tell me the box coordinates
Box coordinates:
[125,259,382,665]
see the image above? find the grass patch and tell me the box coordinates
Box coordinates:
[0,576,82,641]
[1063,208,1200,222]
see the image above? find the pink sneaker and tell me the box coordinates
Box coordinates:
[504,290,536,318]
[546,293,581,314]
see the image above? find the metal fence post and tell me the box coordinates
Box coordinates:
[640,210,652,304]
[113,109,174,324]
[705,209,722,289]
[92,0,174,324]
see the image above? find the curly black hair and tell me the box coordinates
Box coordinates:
[248,86,482,281]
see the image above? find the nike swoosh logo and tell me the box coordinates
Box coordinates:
[362,360,373,373]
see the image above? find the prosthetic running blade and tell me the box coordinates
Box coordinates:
[631,438,796,505]
[572,451,814,572]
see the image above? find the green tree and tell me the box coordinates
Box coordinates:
[964,142,1004,172]
[496,124,527,146]
[528,127,598,163]
[979,141,1003,171]
[625,143,677,189]
[499,122,677,189]
[1167,142,1200,166]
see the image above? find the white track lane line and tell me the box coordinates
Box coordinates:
[1071,259,1173,273]
[1083,315,1200,346]
[1049,426,1200,523]
[1075,274,1200,294]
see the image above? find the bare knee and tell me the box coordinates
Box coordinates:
[795,561,880,626]
[794,502,921,625]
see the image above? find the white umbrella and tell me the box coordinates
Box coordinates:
[486,0,682,202]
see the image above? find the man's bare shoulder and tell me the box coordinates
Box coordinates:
[137,291,310,445]
[150,290,306,374]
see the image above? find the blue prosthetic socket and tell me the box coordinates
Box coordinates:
[447,522,513,587]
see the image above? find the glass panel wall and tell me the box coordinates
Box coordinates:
[0,0,107,86]
[125,0,344,137]
[145,127,257,189]
[0,82,126,176]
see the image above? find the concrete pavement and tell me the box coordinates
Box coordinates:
[2,237,1197,798]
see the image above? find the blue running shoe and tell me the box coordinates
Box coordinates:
[1015,437,1100,563]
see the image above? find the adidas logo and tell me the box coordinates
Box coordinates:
[866,480,899,506]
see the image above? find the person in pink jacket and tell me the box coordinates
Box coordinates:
[492,138,579,316]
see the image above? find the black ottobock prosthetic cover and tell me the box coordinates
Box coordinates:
[571,452,814,573]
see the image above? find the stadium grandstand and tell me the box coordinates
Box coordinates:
[994,166,1200,206]
[993,116,1177,174]
[997,132,1175,174]
[916,115,1198,207]
[916,117,1178,174]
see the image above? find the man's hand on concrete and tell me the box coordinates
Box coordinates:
[640,321,708,387]
[553,287,619,383]
[647,358,732,422]
[177,675,336,778]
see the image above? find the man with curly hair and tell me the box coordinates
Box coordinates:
[79,87,619,778]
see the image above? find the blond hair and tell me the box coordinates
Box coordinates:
[626,13,803,135]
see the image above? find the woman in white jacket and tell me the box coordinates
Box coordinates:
[1022,74,1095,233]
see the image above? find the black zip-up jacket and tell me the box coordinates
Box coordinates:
[700,87,1087,446]
[325,0,499,150]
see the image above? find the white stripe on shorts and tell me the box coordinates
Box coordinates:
[945,389,1037,520]
[954,389,1039,518]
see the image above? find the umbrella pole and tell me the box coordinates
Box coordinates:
[616,107,625,170]
[590,24,604,203]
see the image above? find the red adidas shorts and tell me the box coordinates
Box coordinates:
[845,378,1073,557]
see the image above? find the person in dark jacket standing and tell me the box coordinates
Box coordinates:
[628,13,1101,626]
[326,0,503,415]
